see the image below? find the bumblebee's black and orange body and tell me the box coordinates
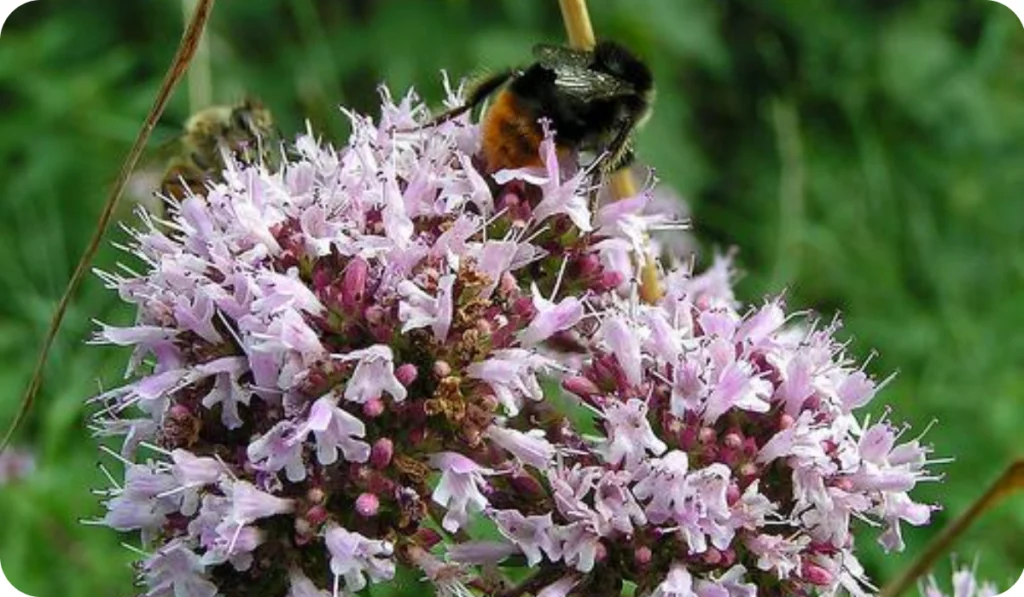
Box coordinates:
[430,40,654,174]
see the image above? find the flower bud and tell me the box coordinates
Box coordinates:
[577,253,601,277]
[802,562,834,586]
[305,505,327,527]
[355,492,380,517]
[634,546,653,567]
[432,360,452,378]
[371,438,394,469]
[563,375,600,398]
[342,257,369,312]
[396,363,418,387]
[509,472,546,499]
[703,548,723,565]
[362,397,385,418]
[306,487,325,504]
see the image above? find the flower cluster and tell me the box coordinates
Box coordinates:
[89,83,936,597]
[447,279,939,597]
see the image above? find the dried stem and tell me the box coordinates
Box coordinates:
[880,459,1024,597]
[0,0,217,453]
[557,0,663,304]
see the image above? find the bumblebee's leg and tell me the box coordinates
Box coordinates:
[603,144,635,173]
[420,69,515,128]
[599,120,639,173]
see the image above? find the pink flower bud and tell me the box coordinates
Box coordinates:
[362,397,385,418]
[726,482,741,505]
[562,375,600,398]
[598,270,625,291]
[306,487,325,504]
[724,432,743,449]
[371,438,394,469]
[634,546,653,566]
[395,363,418,387]
[305,505,328,526]
[577,253,601,277]
[355,493,380,517]
[702,548,722,565]
[342,257,369,312]
[168,403,192,419]
[509,472,546,498]
[721,549,736,567]
[779,413,796,429]
[698,427,716,444]
[802,562,834,586]
[433,360,452,378]
[414,527,443,549]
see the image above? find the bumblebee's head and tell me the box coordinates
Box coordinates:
[593,40,654,96]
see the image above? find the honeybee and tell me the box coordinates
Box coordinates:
[160,98,276,203]
[128,99,276,214]
[428,40,654,174]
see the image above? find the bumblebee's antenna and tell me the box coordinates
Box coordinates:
[557,0,664,304]
[0,0,218,453]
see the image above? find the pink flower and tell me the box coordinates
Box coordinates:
[324,524,395,592]
[246,421,307,482]
[287,568,330,597]
[537,575,580,597]
[651,564,693,597]
[600,398,666,469]
[398,274,455,342]
[466,349,555,416]
[600,316,644,387]
[301,396,371,465]
[490,510,559,567]
[492,125,592,232]
[225,480,295,524]
[430,452,493,533]
[335,345,408,404]
[141,539,218,597]
[170,449,225,488]
[484,425,556,470]
[518,283,584,347]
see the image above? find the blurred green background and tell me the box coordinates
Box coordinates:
[1,0,1022,595]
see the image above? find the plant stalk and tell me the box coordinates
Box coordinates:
[557,0,663,304]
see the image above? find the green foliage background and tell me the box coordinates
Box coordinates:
[0,1,1022,595]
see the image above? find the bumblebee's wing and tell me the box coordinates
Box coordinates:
[533,43,635,101]
[533,43,591,70]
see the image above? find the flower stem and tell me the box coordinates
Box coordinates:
[556,0,664,304]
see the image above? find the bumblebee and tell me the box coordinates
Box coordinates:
[157,98,276,204]
[430,40,654,174]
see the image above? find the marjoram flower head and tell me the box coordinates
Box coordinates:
[88,80,937,597]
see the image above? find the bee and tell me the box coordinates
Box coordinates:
[127,99,276,215]
[159,98,276,203]
[428,40,654,174]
